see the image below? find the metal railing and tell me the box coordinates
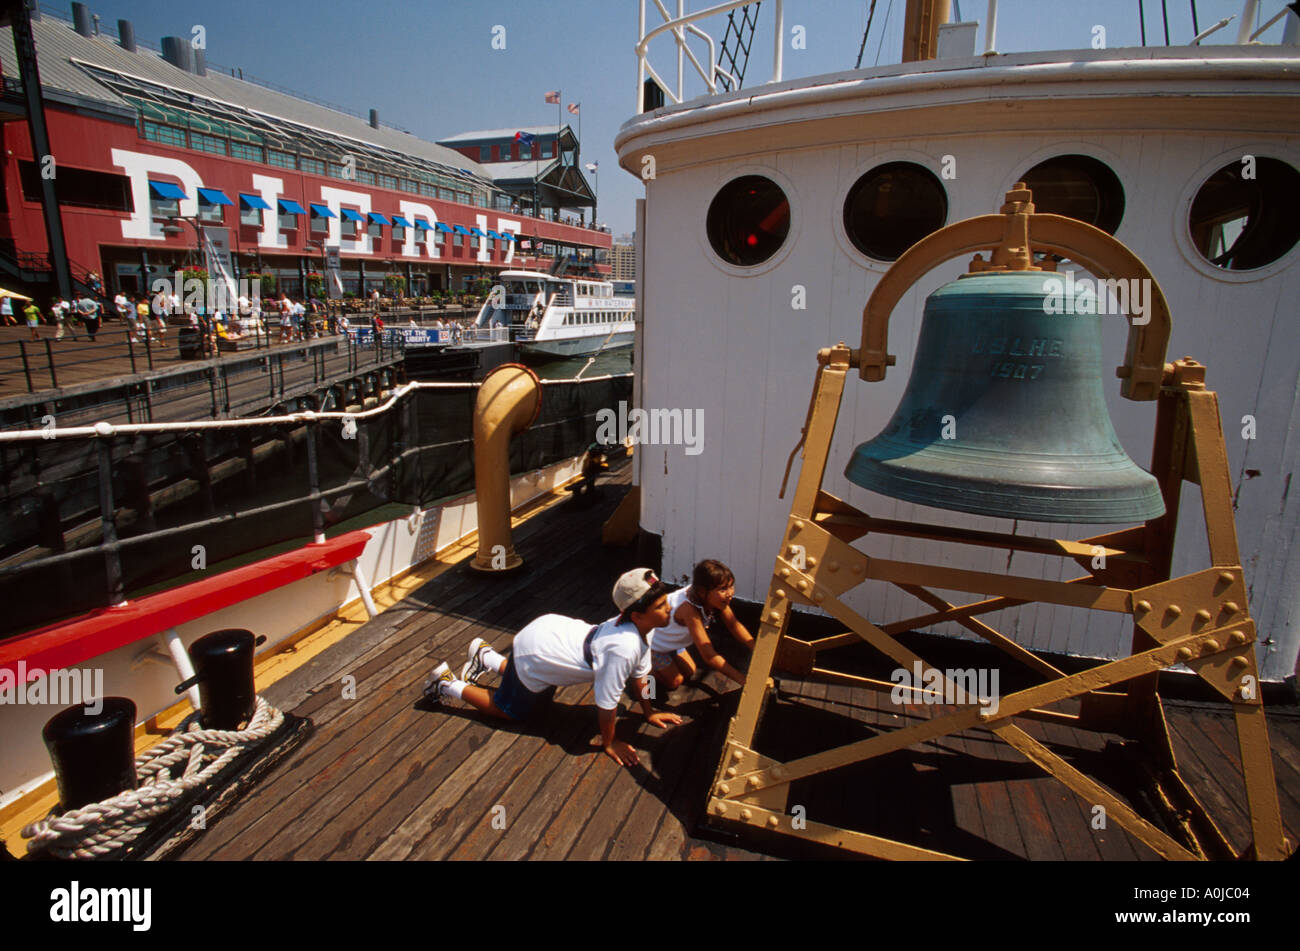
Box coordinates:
[0,329,404,425]
[637,0,784,111]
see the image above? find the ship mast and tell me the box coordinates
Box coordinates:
[901,0,951,61]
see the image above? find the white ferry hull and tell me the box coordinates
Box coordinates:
[518,331,635,360]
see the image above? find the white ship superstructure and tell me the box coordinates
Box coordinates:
[617,2,1300,682]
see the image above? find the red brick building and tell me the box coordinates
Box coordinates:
[0,6,609,302]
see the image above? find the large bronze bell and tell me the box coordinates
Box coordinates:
[845,270,1165,523]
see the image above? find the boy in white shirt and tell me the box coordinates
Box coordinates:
[425,567,682,766]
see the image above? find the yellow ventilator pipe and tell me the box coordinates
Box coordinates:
[471,363,542,572]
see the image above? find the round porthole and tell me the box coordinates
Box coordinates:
[1188,157,1300,271]
[706,175,790,267]
[1019,154,1124,235]
[843,162,947,262]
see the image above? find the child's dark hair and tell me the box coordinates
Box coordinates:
[692,559,734,595]
[621,579,671,621]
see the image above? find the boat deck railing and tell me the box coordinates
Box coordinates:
[634,0,1298,113]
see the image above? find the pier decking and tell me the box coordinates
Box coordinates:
[178,461,1300,861]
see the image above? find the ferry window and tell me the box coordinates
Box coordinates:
[707,174,790,267]
[520,144,532,159]
[1018,154,1124,235]
[843,162,947,261]
[480,146,491,162]
[1188,157,1300,271]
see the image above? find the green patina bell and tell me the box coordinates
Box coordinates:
[845,270,1165,523]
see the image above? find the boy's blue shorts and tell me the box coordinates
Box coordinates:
[492,654,554,720]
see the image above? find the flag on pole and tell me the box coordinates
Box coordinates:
[585,162,598,172]
[567,102,580,114]
[544,90,560,104]
[514,131,535,146]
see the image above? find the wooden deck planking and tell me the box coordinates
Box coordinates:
[174,461,1299,862]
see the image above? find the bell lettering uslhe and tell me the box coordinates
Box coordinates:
[845,271,1165,523]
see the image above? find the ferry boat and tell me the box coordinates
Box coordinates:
[473,269,636,361]
[1,1,1297,866]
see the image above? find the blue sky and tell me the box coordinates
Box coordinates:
[52,0,1284,238]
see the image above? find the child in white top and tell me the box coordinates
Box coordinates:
[424,567,683,767]
[650,559,755,691]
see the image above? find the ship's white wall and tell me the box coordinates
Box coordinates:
[635,121,1300,681]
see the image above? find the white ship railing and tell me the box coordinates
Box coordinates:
[636,0,784,111]
[635,0,1297,111]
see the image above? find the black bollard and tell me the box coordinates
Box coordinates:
[42,698,138,812]
[175,629,265,730]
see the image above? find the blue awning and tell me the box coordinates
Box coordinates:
[367,211,390,225]
[499,231,517,242]
[434,222,454,233]
[239,193,272,210]
[413,219,432,231]
[149,180,187,200]
[485,230,502,239]
[391,215,413,228]
[278,198,306,215]
[309,203,337,219]
[339,208,365,222]
[469,227,487,237]
[196,187,233,206]
[452,225,472,236]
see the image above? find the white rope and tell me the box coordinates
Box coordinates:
[21,696,284,859]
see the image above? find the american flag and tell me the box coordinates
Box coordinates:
[567,103,580,115]
[544,90,560,104]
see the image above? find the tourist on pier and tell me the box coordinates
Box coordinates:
[134,297,150,341]
[114,291,130,324]
[424,568,683,767]
[76,296,100,341]
[154,304,168,348]
[24,299,42,340]
[278,294,293,344]
[1,295,14,326]
[52,297,71,340]
[650,559,754,694]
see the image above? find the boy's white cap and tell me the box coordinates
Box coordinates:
[612,567,661,612]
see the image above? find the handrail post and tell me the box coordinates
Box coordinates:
[44,338,57,388]
[126,329,137,374]
[772,0,784,82]
[638,0,647,112]
[143,322,154,370]
[18,341,33,392]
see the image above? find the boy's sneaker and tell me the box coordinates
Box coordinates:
[422,661,453,701]
[461,637,492,685]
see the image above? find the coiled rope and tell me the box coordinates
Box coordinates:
[22,697,284,859]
